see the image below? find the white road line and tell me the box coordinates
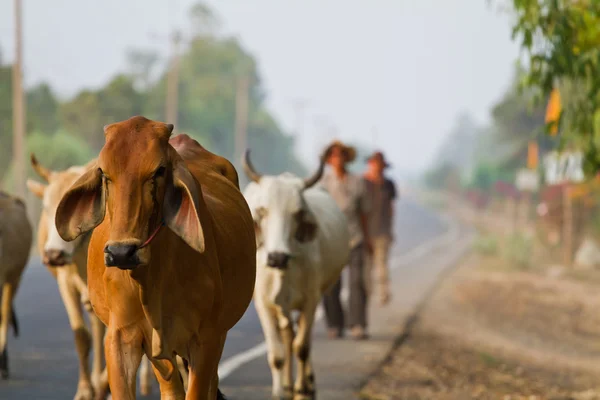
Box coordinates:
[218,213,460,381]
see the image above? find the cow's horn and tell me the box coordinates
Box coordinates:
[303,158,325,189]
[243,150,262,183]
[30,153,50,182]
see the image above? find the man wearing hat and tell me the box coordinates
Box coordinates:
[363,151,397,306]
[319,140,372,340]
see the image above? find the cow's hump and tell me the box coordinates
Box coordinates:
[169,134,239,188]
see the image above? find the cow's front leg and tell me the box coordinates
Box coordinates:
[255,297,291,400]
[186,334,225,400]
[176,356,189,391]
[148,357,185,400]
[293,303,317,399]
[57,269,95,400]
[0,281,14,380]
[279,315,295,399]
[104,325,144,400]
[88,312,108,400]
[139,356,154,396]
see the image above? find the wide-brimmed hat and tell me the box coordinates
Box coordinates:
[322,140,357,163]
[366,151,391,168]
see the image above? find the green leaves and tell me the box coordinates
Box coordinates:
[511,0,600,174]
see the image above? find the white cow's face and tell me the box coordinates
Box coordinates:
[27,165,87,266]
[246,174,317,269]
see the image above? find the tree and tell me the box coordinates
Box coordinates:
[126,48,160,90]
[510,0,600,174]
[188,2,221,36]
[27,83,59,135]
[59,75,142,150]
[0,3,306,185]
[59,90,104,150]
[0,64,12,182]
[2,130,94,192]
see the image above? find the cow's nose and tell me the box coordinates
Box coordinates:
[104,244,139,269]
[44,249,67,267]
[267,252,291,269]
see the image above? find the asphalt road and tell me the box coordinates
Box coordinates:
[0,197,447,400]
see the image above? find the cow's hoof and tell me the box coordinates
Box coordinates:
[0,348,9,379]
[272,388,293,400]
[92,378,108,400]
[73,383,94,400]
[217,388,227,399]
[93,381,110,400]
[293,394,315,400]
[293,387,315,400]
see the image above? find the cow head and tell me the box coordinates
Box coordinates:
[54,116,205,270]
[26,155,90,267]
[242,150,324,270]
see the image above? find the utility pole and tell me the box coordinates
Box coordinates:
[12,0,25,198]
[165,30,182,131]
[234,74,250,169]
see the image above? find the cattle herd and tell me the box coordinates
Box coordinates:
[0,115,355,400]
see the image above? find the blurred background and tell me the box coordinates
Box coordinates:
[4,1,600,399]
[0,0,521,190]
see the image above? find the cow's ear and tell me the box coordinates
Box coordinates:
[164,162,205,253]
[26,179,47,199]
[295,208,317,243]
[56,167,106,241]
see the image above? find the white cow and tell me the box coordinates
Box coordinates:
[242,151,350,400]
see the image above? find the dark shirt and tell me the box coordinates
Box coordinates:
[363,177,397,238]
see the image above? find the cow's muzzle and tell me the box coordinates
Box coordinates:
[43,249,70,267]
[104,243,141,269]
[267,252,291,269]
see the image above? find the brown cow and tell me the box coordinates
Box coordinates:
[0,191,32,379]
[55,116,256,399]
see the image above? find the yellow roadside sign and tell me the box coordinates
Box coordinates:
[527,141,538,169]
[545,88,561,135]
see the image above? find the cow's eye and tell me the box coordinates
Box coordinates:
[154,166,166,179]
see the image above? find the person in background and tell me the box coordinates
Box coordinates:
[363,151,397,306]
[319,140,373,340]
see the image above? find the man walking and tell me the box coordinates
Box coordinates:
[319,140,372,340]
[363,151,397,306]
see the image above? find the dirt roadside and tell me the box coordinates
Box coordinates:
[360,199,600,400]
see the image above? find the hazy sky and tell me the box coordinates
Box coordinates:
[0,0,519,174]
